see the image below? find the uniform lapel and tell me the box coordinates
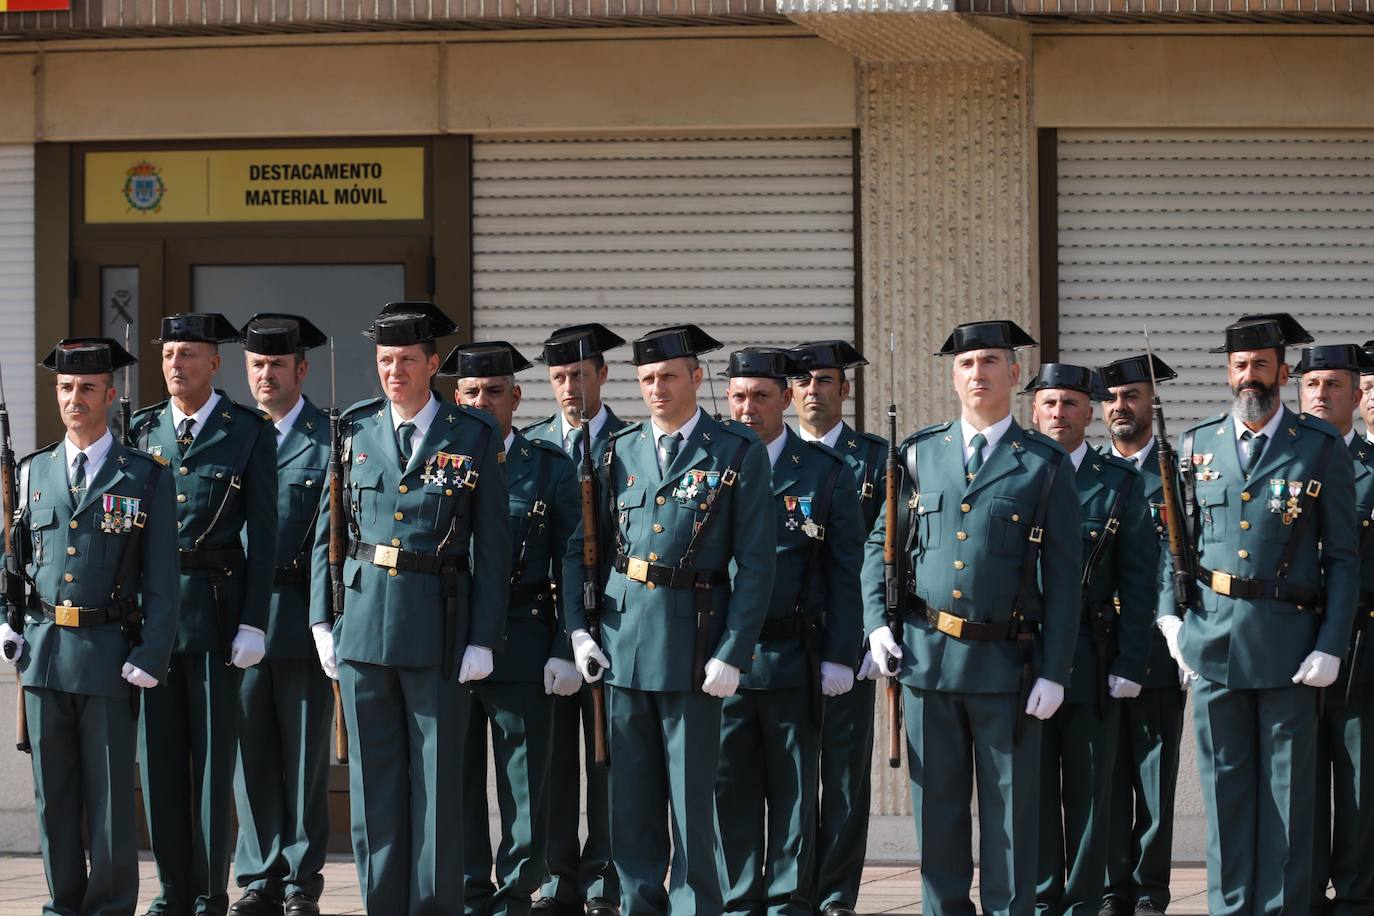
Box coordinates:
[928,425,966,497]
[276,399,320,469]
[963,420,1028,499]
[1076,452,1105,508]
[406,400,459,477]
[1201,415,1244,488]
[184,394,232,461]
[1244,408,1300,485]
[771,428,802,496]
[658,410,711,492]
[75,442,130,516]
[506,432,536,489]
[1351,438,1373,486]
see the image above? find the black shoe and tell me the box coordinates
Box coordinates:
[532,899,581,916]
[1134,903,1166,916]
[822,905,858,916]
[283,893,320,916]
[1098,899,1132,916]
[229,890,284,916]
[585,897,620,916]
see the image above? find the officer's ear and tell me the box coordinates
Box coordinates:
[690,364,704,390]
[1277,361,1290,388]
[512,384,522,413]
[1008,354,1021,386]
[780,383,794,408]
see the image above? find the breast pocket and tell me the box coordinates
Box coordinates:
[350,463,384,528]
[915,491,943,552]
[988,495,1031,556]
[26,506,57,570]
[195,463,234,517]
[614,487,647,545]
[508,497,548,562]
[1195,484,1228,540]
[284,467,326,522]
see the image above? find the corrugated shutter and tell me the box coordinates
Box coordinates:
[1056,130,1374,428]
[471,133,856,424]
[0,147,35,454]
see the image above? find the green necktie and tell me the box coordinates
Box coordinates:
[175,417,195,455]
[398,422,416,467]
[659,432,683,473]
[1242,430,1267,477]
[567,427,585,460]
[69,451,87,498]
[966,432,988,479]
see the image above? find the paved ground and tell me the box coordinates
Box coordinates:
[0,856,1215,914]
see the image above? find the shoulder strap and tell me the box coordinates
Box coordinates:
[794,459,845,616]
[1275,433,1336,584]
[509,448,553,586]
[679,437,752,572]
[1081,471,1133,590]
[901,439,921,557]
[1012,450,1065,623]
[192,420,264,550]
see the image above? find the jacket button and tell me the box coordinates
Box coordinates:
[1238,549,1249,559]
[66,546,76,556]
[954,560,965,570]
[179,466,188,476]
[646,581,656,590]
[306,480,314,487]
[961,503,971,513]
[394,512,404,521]
[1239,521,1250,530]
[1090,531,1098,539]
[1012,514,1021,523]
[956,531,967,541]
[391,538,401,547]
[63,573,73,582]
[445,489,453,497]
[388,568,398,577]
[952,589,962,599]
[69,520,78,529]
[648,552,658,561]
[177,494,187,503]
[1241,491,1252,502]
[653,524,663,533]
[399,485,408,494]
[656,496,666,506]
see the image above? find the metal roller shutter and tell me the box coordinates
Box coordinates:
[1056,130,1374,428]
[0,147,35,454]
[471,133,857,424]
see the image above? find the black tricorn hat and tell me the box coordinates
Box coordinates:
[1020,363,1110,402]
[1097,353,1178,389]
[1209,313,1314,354]
[363,302,459,347]
[437,341,533,379]
[241,313,328,356]
[630,325,723,367]
[1294,344,1374,376]
[40,337,137,375]
[1363,339,1374,360]
[720,347,806,381]
[153,313,241,345]
[936,321,1037,357]
[537,323,626,366]
[789,340,868,373]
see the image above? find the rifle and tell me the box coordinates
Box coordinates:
[0,367,28,753]
[704,357,722,421]
[1145,328,1195,615]
[326,339,348,764]
[119,325,134,448]
[882,333,902,769]
[576,341,609,769]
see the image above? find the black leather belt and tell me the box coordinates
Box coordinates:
[274,565,308,586]
[348,540,470,576]
[906,603,1020,642]
[37,597,135,628]
[759,615,815,641]
[1197,567,1323,609]
[179,547,244,572]
[613,553,729,590]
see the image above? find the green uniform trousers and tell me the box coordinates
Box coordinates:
[1193,677,1318,916]
[139,652,241,916]
[716,686,818,916]
[813,678,875,911]
[28,687,139,916]
[608,684,724,916]
[1311,685,1374,914]
[540,690,618,905]
[338,659,467,916]
[1036,700,1120,916]
[1103,686,1185,911]
[905,686,1043,916]
[462,680,555,916]
[232,659,333,903]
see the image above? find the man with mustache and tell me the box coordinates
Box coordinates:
[1,338,179,916]
[1294,344,1374,914]
[1360,341,1374,445]
[1096,353,1186,916]
[131,314,279,916]
[1156,313,1359,915]
[229,314,332,916]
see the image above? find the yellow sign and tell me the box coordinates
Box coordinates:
[84,148,425,223]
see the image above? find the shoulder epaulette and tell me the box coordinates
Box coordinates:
[914,421,953,441]
[225,398,270,424]
[130,400,167,425]
[122,448,163,469]
[530,437,574,462]
[1097,450,1140,477]
[18,440,62,466]
[610,422,643,440]
[456,403,498,429]
[1184,413,1228,436]
[520,413,559,435]
[803,438,845,463]
[1297,412,1342,438]
[340,397,386,422]
[716,418,759,442]
[1021,427,1070,456]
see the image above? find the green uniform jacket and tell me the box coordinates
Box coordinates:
[265,398,330,660]
[497,430,582,681]
[1338,435,1374,689]
[739,428,863,691]
[308,397,510,667]
[1158,408,1359,688]
[15,439,180,698]
[829,422,888,534]
[132,393,278,653]
[522,406,631,465]
[1068,451,1156,704]
[574,409,776,692]
[861,419,1083,693]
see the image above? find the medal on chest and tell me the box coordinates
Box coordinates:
[783,495,800,530]
[100,494,140,534]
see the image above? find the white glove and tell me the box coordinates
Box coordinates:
[1292,650,1341,688]
[820,661,855,697]
[702,658,741,699]
[229,625,267,669]
[458,645,494,683]
[856,653,881,681]
[571,629,610,683]
[543,658,582,697]
[1179,665,1192,689]
[121,662,158,689]
[1156,616,1199,683]
[1025,678,1065,720]
[867,627,903,678]
[1107,675,1143,700]
[0,623,23,665]
[311,622,338,680]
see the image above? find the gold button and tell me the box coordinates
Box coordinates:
[1238,549,1249,559]
[394,512,404,521]
[63,573,73,582]
[391,538,401,547]
[957,531,968,541]
[954,560,965,570]
[960,503,971,513]
[445,489,453,497]
[1364,520,1371,528]
[1012,514,1021,523]
[66,546,76,556]
[653,524,663,533]
[1240,521,1250,530]
[952,589,963,599]
[646,581,656,590]
[399,485,409,494]
[177,494,187,503]
[69,520,78,529]
[1241,491,1252,502]
[388,568,398,577]
[700,503,707,510]
[305,480,314,488]
[179,466,188,476]
[656,496,666,506]
[648,552,658,561]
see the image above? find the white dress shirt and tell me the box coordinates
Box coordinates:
[765,427,790,468]
[1233,404,1286,469]
[64,429,114,487]
[273,397,306,449]
[561,403,609,454]
[798,421,843,450]
[1110,437,1155,471]
[960,414,1014,466]
[650,409,702,473]
[169,390,222,444]
[1068,441,1090,471]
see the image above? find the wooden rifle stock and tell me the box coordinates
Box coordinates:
[1151,396,1194,613]
[883,403,902,769]
[327,405,348,764]
[579,416,609,769]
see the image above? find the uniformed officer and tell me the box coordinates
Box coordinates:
[566,325,776,915]
[442,341,583,916]
[0,339,178,916]
[713,347,862,916]
[1156,313,1359,915]
[229,315,332,916]
[1096,353,1186,916]
[1023,365,1155,916]
[131,314,278,916]
[1295,344,1374,914]
[787,340,886,916]
[308,301,510,916]
[1361,342,1374,444]
[862,320,1082,916]
[522,323,628,916]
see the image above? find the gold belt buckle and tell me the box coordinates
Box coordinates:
[936,610,965,639]
[373,545,400,569]
[55,604,81,627]
[1211,570,1233,596]
[626,557,649,583]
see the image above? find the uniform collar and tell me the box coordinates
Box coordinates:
[390,392,439,438]
[64,429,113,481]
[960,413,1013,454]
[559,402,608,447]
[1345,428,1357,447]
[273,396,306,444]
[651,408,702,447]
[798,420,843,449]
[1111,437,1154,469]
[1068,440,1089,471]
[170,390,221,437]
[764,427,790,468]
[503,429,516,454]
[1233,403,1286,445]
